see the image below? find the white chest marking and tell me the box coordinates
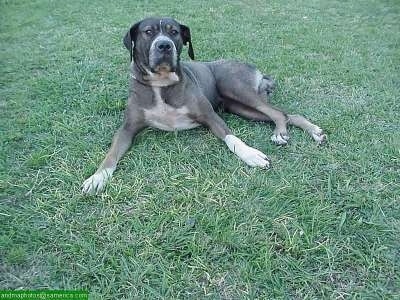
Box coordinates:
[144,87,200,131]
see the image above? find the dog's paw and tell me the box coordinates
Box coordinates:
[81,168,113,195]
[271,132,290,145]
[240,146,271,168]
[225,135,271,168]
[309,126,327,145]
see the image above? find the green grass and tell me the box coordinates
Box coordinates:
[1,0,399,298]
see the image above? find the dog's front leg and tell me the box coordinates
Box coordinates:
[197,110,271,168]
[82,122,144,194]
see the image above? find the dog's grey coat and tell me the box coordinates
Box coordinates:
[82,17,326,194]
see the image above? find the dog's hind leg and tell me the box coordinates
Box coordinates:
[288,114,326,144]
[212,61,326,144]
[224,99,326,143]
[215,72,289,145]
[258,75,326,143]
[223,98,271,122]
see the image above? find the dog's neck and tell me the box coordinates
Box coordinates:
[131,62,181,87]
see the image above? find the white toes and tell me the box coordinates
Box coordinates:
[81,168,113,195]
[312,126,323,135]
[310,126,327,144]
[224,135,271,168]
[242,146,271,168]
[271,133,289,145]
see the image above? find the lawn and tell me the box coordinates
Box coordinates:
[1,0,399,299]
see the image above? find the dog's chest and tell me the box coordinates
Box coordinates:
[144,87,200,131]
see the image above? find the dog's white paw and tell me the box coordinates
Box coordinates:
[224,135,271,168]
[81,168,113,195]
[240,145,271,168]
[309,126,327,144]
[271,132,289,145]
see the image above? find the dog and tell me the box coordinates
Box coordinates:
[82,17,326,194]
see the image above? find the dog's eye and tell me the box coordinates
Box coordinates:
[170,29,178,36]
[145,29,153,35]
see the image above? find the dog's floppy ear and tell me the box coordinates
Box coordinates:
[180,24,194,60]
[123,21,141,61]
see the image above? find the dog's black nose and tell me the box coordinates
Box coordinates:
[156,40,173,52]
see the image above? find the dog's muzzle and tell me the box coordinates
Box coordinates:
[149,35,177,73]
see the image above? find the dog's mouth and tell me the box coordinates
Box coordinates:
[151,62,174,74]
[144,60,180,84]
[149,52,178,74]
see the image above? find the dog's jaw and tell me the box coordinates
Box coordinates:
[142,67,180,87]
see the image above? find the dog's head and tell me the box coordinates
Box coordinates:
[123,17,194,74]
